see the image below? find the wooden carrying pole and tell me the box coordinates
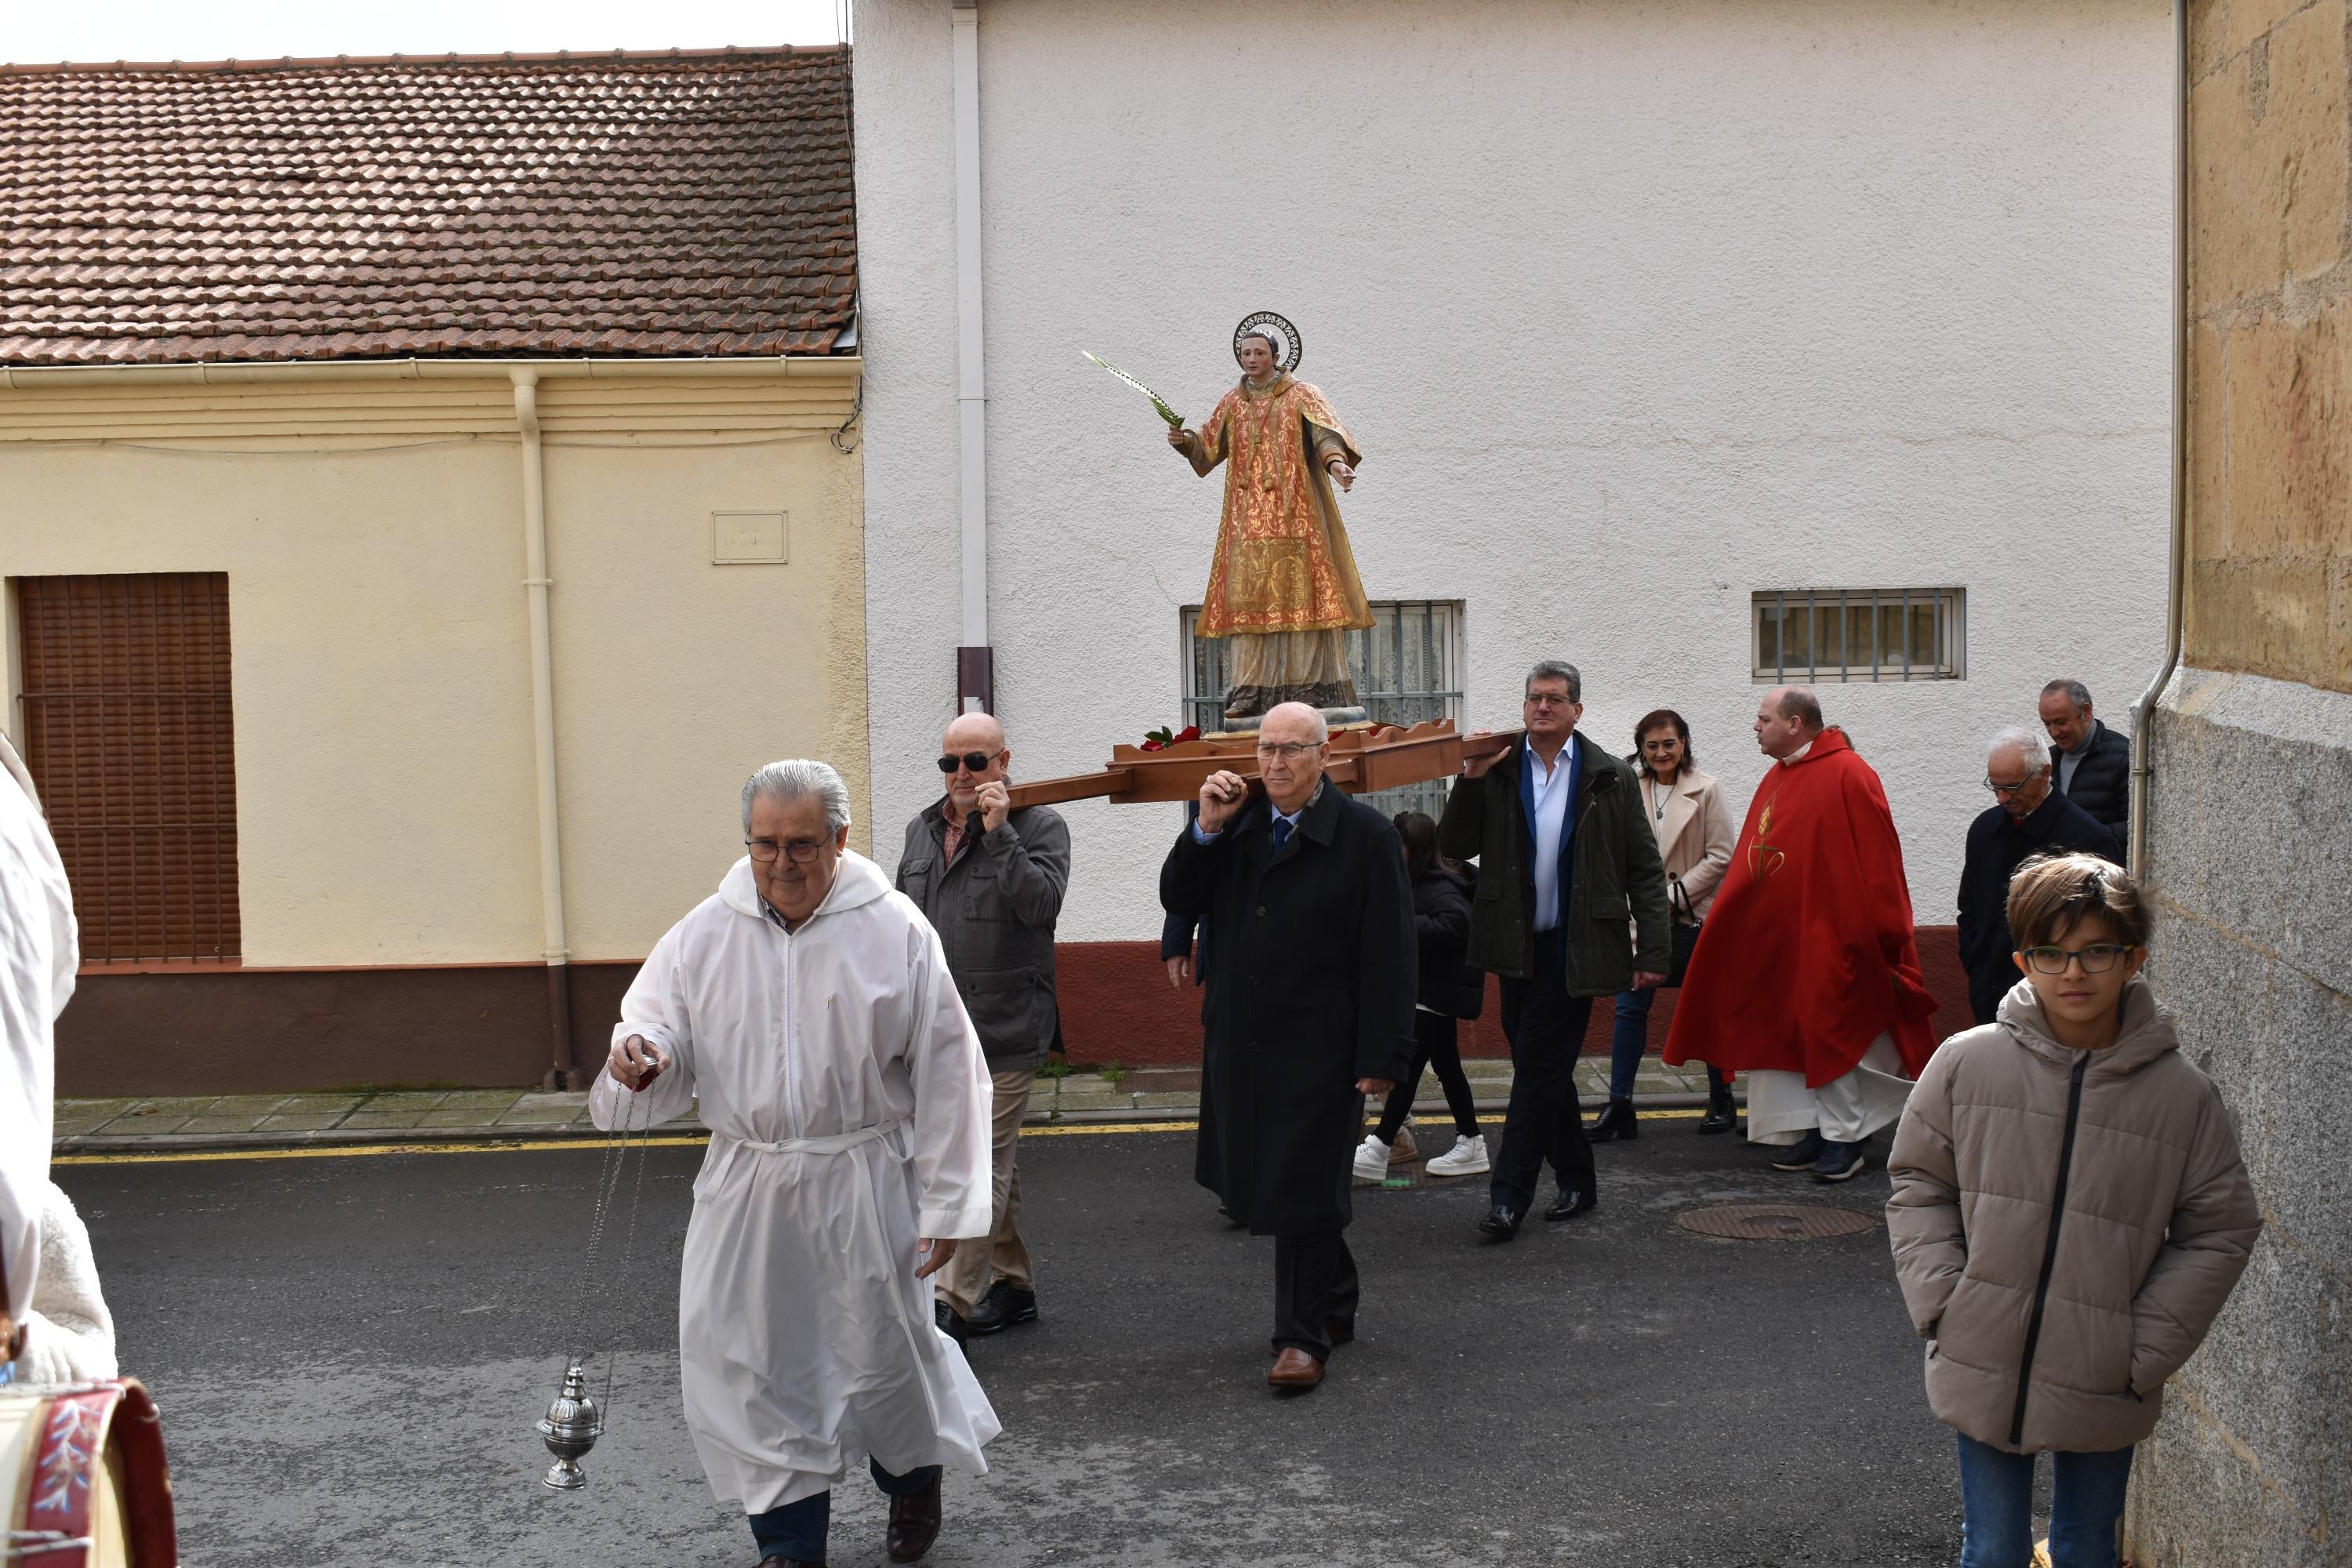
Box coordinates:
[1002,722,1524,811]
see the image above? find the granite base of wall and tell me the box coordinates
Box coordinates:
[2127,668,2352,1568]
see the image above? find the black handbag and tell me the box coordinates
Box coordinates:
[1665,877,1702,989]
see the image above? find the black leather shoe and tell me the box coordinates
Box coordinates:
[886,1475,943,1563]
[967,1280,1037,1337]
[1544,1187,1597,1221]
[1587,1098,1639,1142]
[934,1298,968,1346]
[1476,1203,1523,1241]
[1697,1089,1737,1134]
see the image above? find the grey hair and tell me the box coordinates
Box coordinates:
[741,759,853,835]
[2041,677,2093,711]
[1261,702,1330,743]
[1524,659,1582,703]
[1988,725,2052,771]
[1774,685,1824,728]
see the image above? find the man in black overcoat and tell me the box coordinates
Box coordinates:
[1958,726,2121,1023]
[1160,702,1417,1392]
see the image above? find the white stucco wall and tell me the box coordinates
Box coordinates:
[854,0,2174,941]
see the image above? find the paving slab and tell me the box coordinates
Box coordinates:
[255,1113,349,1132]
[276,1094,366,1114]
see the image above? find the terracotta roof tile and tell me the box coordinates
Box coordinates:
[0,47,856,365]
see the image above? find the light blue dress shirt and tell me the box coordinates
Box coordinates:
[1526,735,1577,932]
[1190,786,1316,845]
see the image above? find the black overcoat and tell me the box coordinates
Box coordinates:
[1160,782,1417,1236]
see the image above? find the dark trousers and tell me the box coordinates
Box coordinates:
[1375,1009,1481,1142]
[1609,987,1730,1102]
[747,1458,941,1562]
[1272,1229,1358,1360]
[1492,934,1595,1211]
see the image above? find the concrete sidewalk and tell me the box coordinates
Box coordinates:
[52,1054,1731,1154]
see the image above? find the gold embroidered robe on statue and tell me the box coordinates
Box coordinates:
[1178,375,1374,713]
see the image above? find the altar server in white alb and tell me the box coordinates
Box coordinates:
[590,760,998,1568]
[2,731,78,1384]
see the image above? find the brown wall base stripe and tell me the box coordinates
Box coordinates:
[55,929,1970,1097]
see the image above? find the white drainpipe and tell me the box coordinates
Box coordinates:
[952,0,994,712]
[2128,0,2189,877]
[510,368,575,1087]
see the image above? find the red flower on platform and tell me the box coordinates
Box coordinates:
[1139,724,1202,753]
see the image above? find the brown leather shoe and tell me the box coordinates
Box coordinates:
[1266,1347,1325,1389]
[886,1475,942,1563]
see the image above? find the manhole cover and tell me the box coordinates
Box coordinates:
[1674,1203,1878,1241]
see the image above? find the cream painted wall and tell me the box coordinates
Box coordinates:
[0,371,867,966]
[854,0,2176,940]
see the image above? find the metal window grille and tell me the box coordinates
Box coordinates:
[15,572,242,964]
[1181,600,1465,818]
[1751,587,1965,684]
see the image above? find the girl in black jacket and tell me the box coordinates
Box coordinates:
[1355,811,1490,1179]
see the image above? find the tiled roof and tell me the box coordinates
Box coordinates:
[0,48,856,365]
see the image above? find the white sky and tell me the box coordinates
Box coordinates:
[2,0,847,67]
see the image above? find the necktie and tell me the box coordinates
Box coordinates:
[1271,817,1294,851]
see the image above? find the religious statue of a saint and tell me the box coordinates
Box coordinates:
[1165,314,1375,721]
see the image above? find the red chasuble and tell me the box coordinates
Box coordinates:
[1662,728,1937,1087]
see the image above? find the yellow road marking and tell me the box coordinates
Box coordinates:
[52,1105,1726,1165]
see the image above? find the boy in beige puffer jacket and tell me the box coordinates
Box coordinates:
[1887,854,2259,1568]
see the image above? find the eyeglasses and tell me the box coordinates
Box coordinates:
[1984,775,2040,796]
[1526,693,1576,709]
[1255,741,1320,760]
[2022,943,2133,975]
[937,750,1005,775]
[746,837,829,865]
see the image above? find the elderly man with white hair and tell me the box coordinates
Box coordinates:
[1956,725,2120,1025]
[591,759,997,1568]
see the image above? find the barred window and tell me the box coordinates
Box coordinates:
[1752,587,1965,683]
[1181,600,1464,817]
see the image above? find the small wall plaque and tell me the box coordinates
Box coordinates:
[713,511,789,564]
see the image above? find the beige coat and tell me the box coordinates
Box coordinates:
[1886,979,2259,1454]
[1636,765,1734,918]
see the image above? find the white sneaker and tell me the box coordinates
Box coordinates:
[1352,1134,1392,1181]
[1425,1134,1491,1178]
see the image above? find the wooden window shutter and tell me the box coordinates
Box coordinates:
[17,572,242,964]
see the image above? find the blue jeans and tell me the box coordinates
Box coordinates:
[1607,987,1729,1102]
[1956,1432,2132,1568]
[748,1459,941,1563]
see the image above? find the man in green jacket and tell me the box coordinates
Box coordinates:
[1439,660,1671,1240]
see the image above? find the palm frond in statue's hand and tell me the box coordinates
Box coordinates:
[1082,351,1185,428]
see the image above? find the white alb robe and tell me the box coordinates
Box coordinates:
[588,849,999,1514]
[1,734,77,1327]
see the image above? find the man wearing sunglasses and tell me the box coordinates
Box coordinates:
[1957,727,2118,1025]
[897,713,1072,1346]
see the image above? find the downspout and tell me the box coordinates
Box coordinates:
[2128,0,2189,877]
[951,0,995,713]
[511,369,576,1087]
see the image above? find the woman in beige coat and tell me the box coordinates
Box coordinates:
[1589,709,1737,1140]
[1887,854,2259,1568]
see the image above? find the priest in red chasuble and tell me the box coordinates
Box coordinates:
[1663,686,1938,1183]
[1167,318,1374,720]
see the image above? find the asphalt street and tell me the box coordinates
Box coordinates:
[60,1120,1966,1567]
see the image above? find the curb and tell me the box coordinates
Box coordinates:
[51,1091,1744,1156]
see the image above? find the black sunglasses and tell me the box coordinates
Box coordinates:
[937,750,1004,774]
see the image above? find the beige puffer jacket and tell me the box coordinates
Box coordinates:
[1886,978,2259,1454]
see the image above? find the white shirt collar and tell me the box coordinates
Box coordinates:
[1777,738,1815,768]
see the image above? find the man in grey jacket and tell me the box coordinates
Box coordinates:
[898,713,1071,1343]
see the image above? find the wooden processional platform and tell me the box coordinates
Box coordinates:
[1003,720,1523,811]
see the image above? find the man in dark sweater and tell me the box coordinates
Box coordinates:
[2039,678,2132,845]
[1958,726,2121,1024]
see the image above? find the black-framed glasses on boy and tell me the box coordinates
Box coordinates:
[2022,943,2132,975]
[746,837,828,865]
[937,750,1005,774]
